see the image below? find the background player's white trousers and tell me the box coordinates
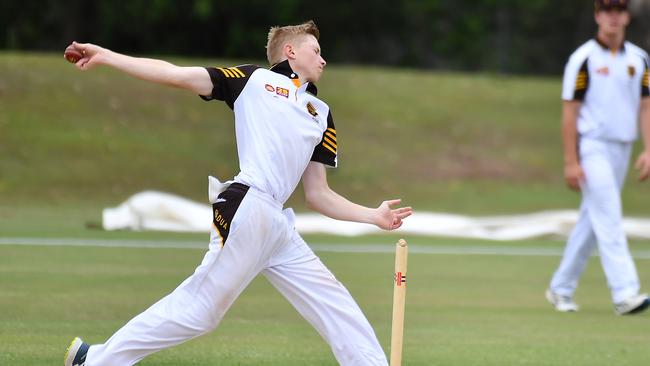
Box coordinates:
[86,187,387,366]
[550,138,640,303]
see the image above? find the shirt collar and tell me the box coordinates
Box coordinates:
[595,36,626,53]
[270,60,319,96]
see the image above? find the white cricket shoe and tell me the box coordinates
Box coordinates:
[614,294,650,316]
[545,288,579,312]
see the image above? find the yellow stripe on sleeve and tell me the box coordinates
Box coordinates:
[218,67,236,78]
[325,131,336,141]
[229,67,245,77]
[324,136,337,149]
[322,142,337,155]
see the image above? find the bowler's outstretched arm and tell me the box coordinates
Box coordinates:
[66,41,213,96]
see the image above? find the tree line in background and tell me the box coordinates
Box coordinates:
[3,0,650,75]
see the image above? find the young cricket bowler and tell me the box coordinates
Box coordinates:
[62,21,412,366]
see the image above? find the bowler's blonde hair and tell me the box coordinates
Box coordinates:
[266,21,320,66]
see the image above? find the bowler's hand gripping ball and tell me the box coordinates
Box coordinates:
[64,46,83,64]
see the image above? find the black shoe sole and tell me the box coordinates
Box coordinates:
[625,298,650,315]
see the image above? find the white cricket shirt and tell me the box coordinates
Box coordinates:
[562,38,650,142]
[201,61,337,204]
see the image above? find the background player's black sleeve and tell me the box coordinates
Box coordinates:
[573,59,589,101]
[642,59,649,97]
[310,111,337,167]
[200,64,259,109]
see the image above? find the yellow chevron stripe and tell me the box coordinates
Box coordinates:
[323,136,336,148]
[229,67,245,77]
[327,128,336,134]
[324,136,337,148]
[322,142,336,155]
[325,131,336,141]
[218,67,236,78]
[224,68,237,78]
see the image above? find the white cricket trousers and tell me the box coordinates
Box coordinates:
[550,138,640,303]
[86,185,387,365]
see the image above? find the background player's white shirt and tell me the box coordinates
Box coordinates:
[562,39,650,142]
[202,62,338,205]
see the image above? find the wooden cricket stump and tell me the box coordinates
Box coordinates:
[390,238,408,366]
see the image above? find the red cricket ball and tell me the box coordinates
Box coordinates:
[64,46,83,64]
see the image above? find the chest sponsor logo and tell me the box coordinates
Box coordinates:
[264,84,290,98]
[596,67,609,76]
[628,65,636,77]
[276,87,289,98]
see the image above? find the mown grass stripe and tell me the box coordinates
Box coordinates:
[2,237,650,259]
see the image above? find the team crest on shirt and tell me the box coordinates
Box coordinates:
[628,65,636,77]
[265,84,275,92]
[306,102,318,117]
[596,67,609,75]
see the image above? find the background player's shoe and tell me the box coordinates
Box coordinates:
[545,288,579,312]
[64,337,89,366]
[614,294,650,315]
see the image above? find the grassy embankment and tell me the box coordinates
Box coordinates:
[3,51,648,229]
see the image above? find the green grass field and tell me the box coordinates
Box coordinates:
[2,52,648,214]
[2,52,650,365]
[1,236,650,365]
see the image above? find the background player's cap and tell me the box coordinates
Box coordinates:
[594,0,628,11]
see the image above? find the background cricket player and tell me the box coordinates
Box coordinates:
[63,20,412,366]
[546,0,650,315]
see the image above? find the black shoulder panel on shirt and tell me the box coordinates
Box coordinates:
[642,59,649,97]
[200,64,260,109]
[310,111,337,167]
[573,58,589,101]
